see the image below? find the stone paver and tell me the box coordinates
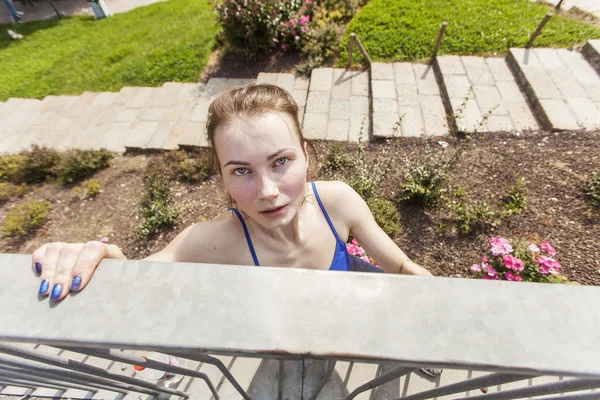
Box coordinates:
[373,62,448,137]
[303,68,369,141]
[437,55,538,133]
[583,39,600,75]
[508,47,600,131]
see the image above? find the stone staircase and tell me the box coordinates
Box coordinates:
[1,40,600,155]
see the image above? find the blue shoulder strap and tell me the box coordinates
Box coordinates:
[310,181,343,242]
[228,208,260,266]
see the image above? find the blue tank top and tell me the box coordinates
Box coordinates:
[228,181,350,271]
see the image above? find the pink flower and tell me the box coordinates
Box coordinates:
[538,256,561,275]
[470,264,481,272]
[306,0,312,4]
[289,19,297,27]
[351,239,358,246]
[281,44,286,50]
[540,241,556,256]
[100,237,109,243]
[482,262,497,278]
[360,255,370,262]
[505,271,522,281]
[294,35,300,41]
[482,256,489,262]
[503,255,524,272]
[346,243,365,257]
[490,237,513,256]
[291,30,296,35]
[301,26,309,33]
[528,243,540,253]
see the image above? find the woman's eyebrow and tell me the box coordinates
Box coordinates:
[224,148,293,167]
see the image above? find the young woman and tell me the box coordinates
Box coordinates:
[32,83,433,302]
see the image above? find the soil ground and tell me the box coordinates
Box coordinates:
[1,130,599,285]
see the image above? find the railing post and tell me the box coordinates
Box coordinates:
[353,34,372,65]
[526,13,553,48]
[347,33,355,69]
[555,0,565,9]
[432,22,448,59]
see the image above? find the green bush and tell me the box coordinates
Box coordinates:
[177,155,212,183]
[297,20,345,75]
[56,149,113,184]
[400,163,447,208]
[452,198,496,234]
[502,175,527,217]
[0,182,27,204]
[341,0,600,63]
[324,143,354,172]
[214,0,312,59]
[1,199,51,237]
[367,197,401,237]
[0,154,26,183]
[583,172,600,209]
[136,177,179,239]
[18,146,61,184]
[74,179,102,199]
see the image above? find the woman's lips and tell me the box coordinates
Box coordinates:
[260,205,287,218]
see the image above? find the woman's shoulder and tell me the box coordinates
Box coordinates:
[166,211,247,264]
[312,180,358,204]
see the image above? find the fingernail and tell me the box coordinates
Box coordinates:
[50,284,62,300]
[70,276,81,291]
[34,262,42,275]
[39,279,49,295]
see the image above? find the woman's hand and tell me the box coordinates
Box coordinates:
[32,241,126,301]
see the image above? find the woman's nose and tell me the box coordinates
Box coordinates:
[257,175,279,200]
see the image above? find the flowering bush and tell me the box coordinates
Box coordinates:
[470,237,570,284]
[214,0,313,58]
[346,239,380,268]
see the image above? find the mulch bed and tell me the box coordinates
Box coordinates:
[1,129,599,285]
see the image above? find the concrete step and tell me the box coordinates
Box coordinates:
[0,98,43,154]
[372,62,448,138]
[435,56,538,133]
[582,39,600,75]
[303,68,370,142]
[508,47,600,131]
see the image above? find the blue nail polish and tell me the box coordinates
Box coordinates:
[70,276,82,291]
[50,284,62,300]
[34,262,42,275]
[39,279,49,295]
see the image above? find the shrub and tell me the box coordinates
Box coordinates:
[0,154,26,183]
[297,18,345,74]
[470,237,571,284]
[583,172,600,209]
[324,143,354,171]
[502,176,527,217]
[367,197,401,237]
[56,149,113,184]
[177,155,213,183]
[214,0,312,58]
[452,197,496,234]
[136,177,179,239]
[400,163,447,208]
[17,146,61,184]
[1,199,52,237]
[74,179,102,200]
[0,182,27,204]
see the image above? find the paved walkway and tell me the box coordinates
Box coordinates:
[538,0,600,19]
[1,40,600,155]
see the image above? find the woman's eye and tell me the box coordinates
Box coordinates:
[275,157,289,166]
[233,168,248,176]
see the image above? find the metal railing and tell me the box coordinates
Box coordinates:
[1,253,599,399]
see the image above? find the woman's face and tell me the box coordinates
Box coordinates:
[214,112,308,229]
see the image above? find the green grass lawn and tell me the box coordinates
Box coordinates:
[0,0,217,101]
[342,0,600,63]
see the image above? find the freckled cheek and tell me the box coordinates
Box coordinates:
[225,178,256,207]
[280,165,307,202]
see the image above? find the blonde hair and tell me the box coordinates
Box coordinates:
[205,83,316,178]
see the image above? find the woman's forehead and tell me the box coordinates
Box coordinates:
[215,113,301,156]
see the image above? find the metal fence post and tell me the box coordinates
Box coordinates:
[432,22,448,59]
[526,13,553,48]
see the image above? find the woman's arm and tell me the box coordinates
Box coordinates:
[329,181,433,276]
